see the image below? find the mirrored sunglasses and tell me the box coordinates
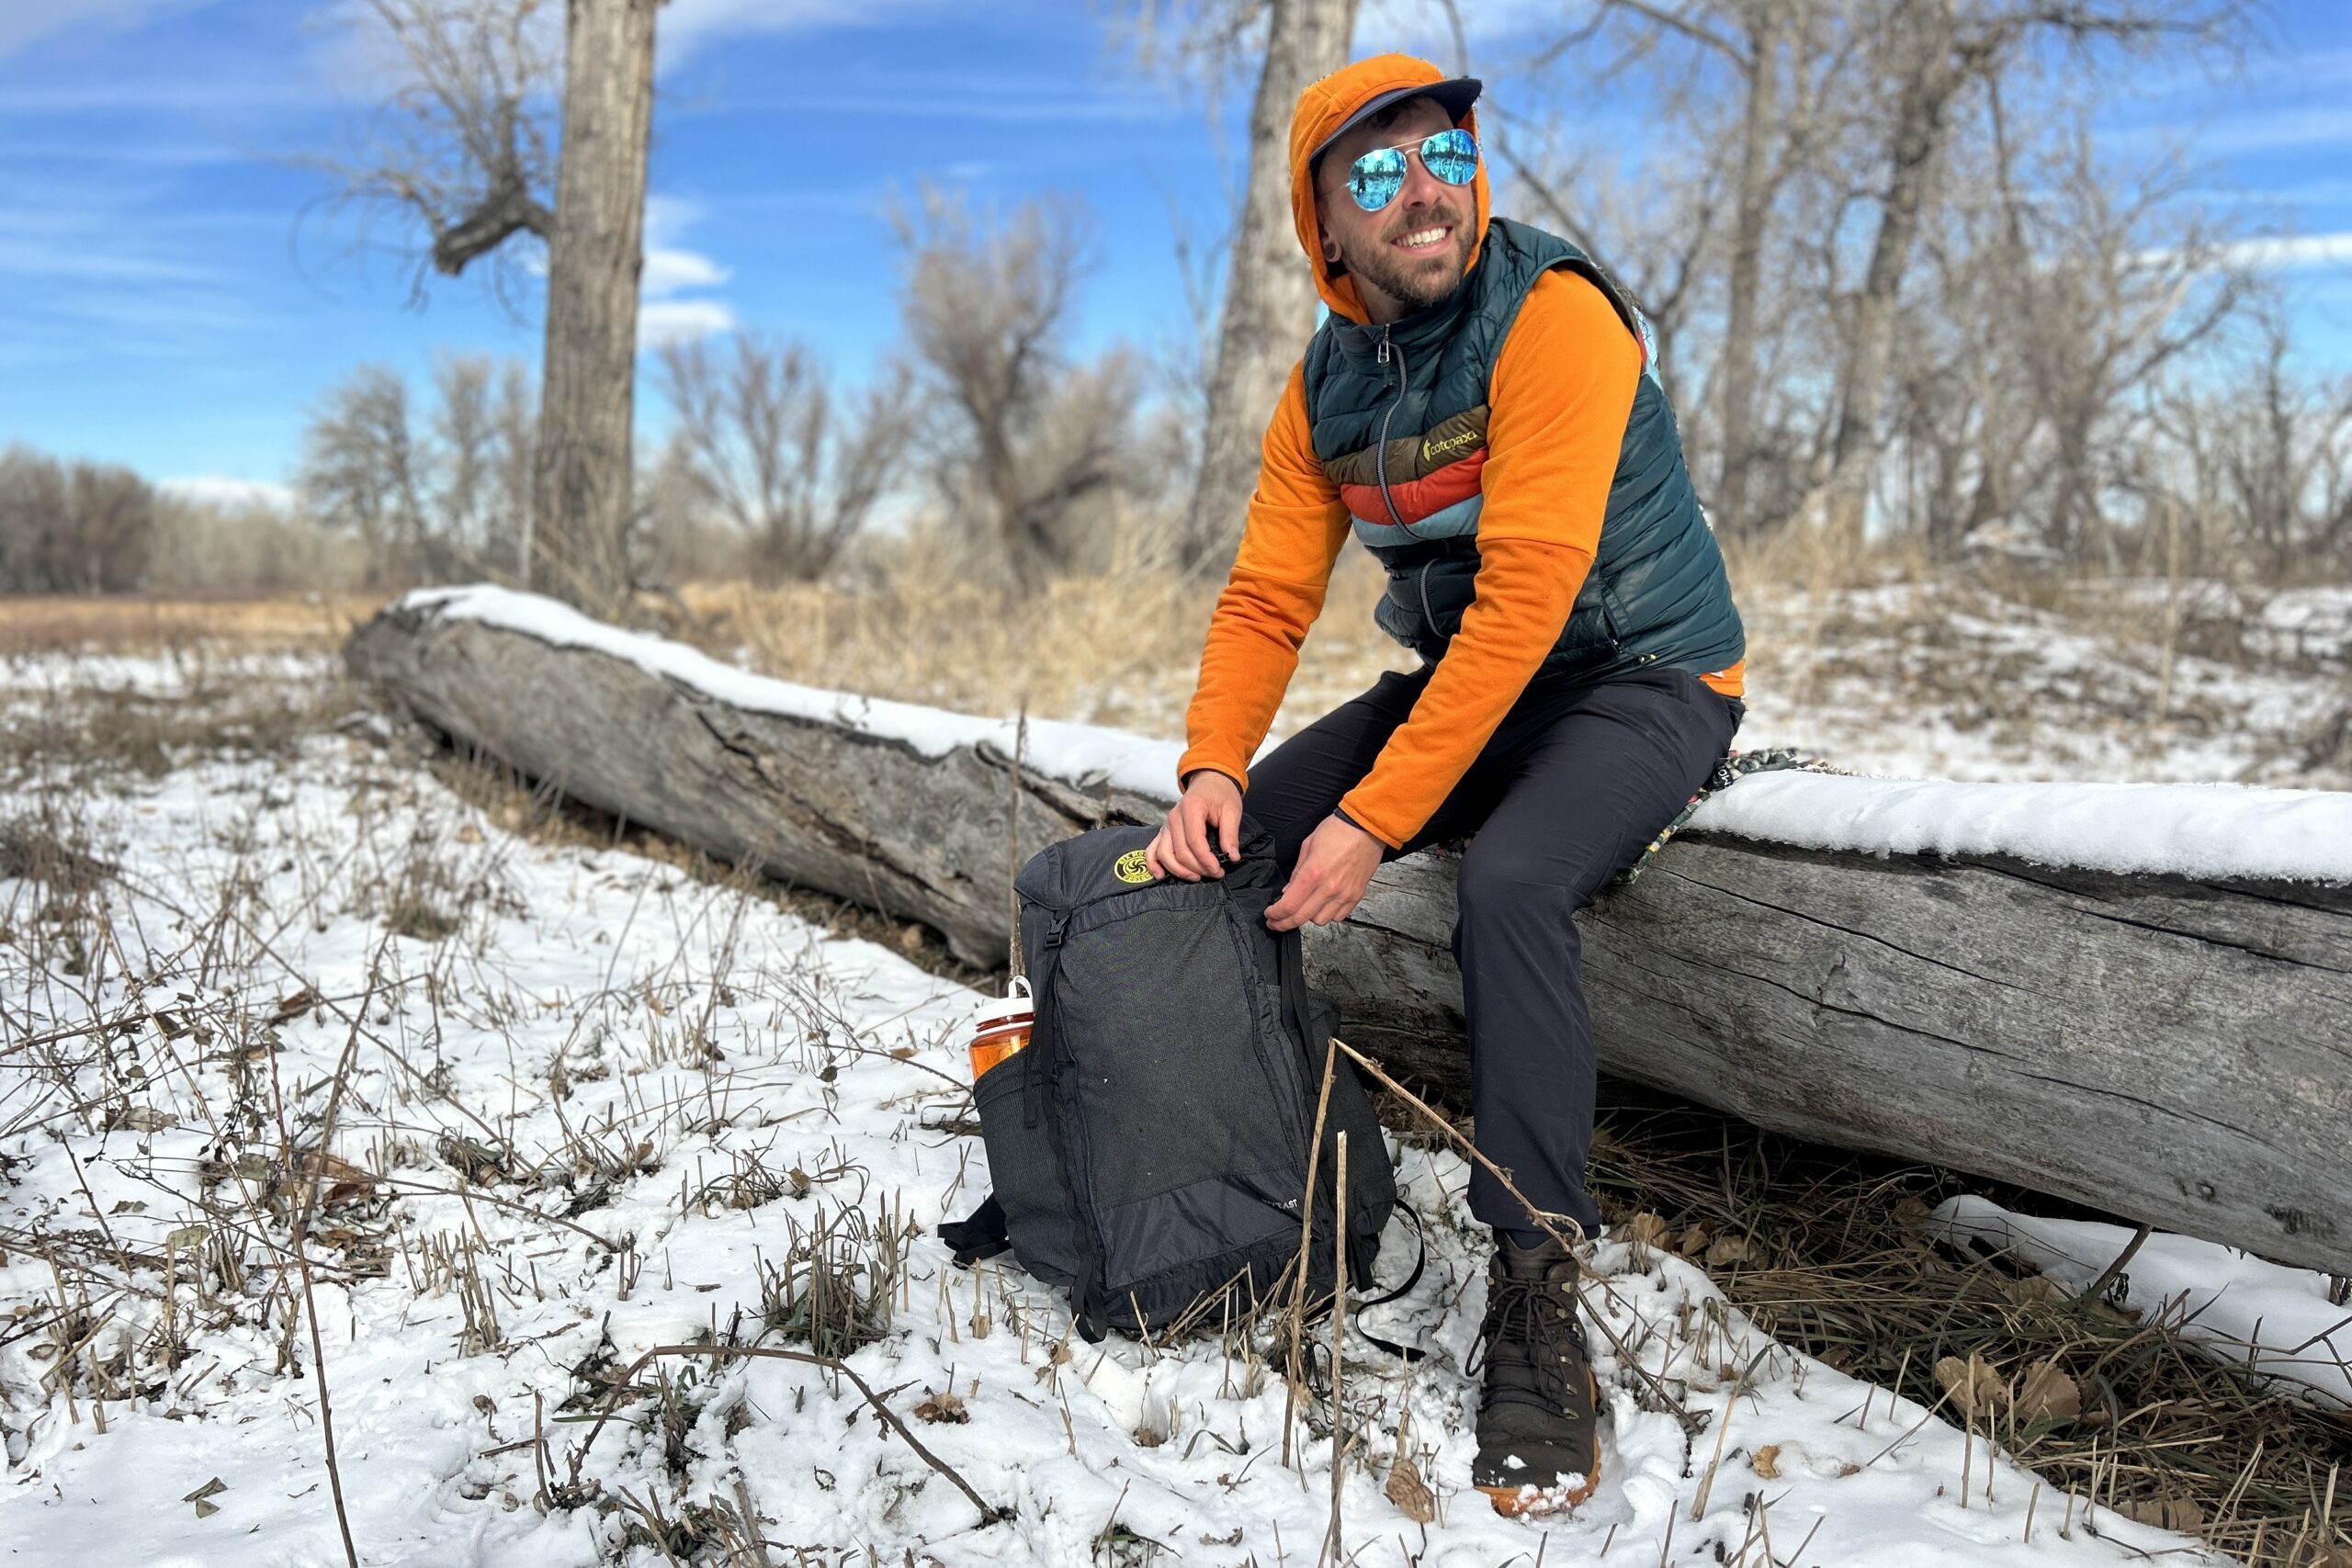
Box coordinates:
[1344,128,1480,212]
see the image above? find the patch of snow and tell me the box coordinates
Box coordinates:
[0,717,2227,1566]
[401,584,1187,799]
[1691,771,2352,883]
[406,585,2352,886]
[1925,1197,2352,1411]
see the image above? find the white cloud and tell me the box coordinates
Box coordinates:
[657,0,914,73]
[2139,231,2352,275]
[643,245,729,294]
[637,195,734,345]
[639,299,738,347]
[2211,232,2352,271]
[0,0,210,61]
[163,474,297,511]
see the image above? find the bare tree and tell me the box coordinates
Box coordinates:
[1529,0,1849,533]
[896,188,1145,580]
[300,358,537,583]
[533,0,659,607]
[654,336,919,581]
[316,0,659,608]
[429,353,537,571]
[1814,0,2242,551]
[0,448,156,593]
[300,366,427,582]
[1125,0,1359,570]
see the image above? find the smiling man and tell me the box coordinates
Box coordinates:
[1145,54,1747,1515]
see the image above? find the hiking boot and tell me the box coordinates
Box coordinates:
[1470,1233,1601,1516]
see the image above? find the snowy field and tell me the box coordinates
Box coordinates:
[0,608,2344,1566]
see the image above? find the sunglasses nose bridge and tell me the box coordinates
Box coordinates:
[1394,146,1453,208]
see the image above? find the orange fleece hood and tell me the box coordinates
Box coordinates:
[1288,53,1491,325]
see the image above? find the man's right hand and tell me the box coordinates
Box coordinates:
[1147,769,1243,880]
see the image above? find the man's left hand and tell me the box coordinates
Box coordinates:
[1266,813,1385,931]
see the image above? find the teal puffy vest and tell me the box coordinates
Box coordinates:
[1300,216,1744,683]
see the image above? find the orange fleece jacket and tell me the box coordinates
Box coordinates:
[1176,266,1747,849]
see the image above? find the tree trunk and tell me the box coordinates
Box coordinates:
[345,589,2352,1278]
[530,0,659,611]
[1823,0,1960,552]
[1714,9,1783,536]
[1178,0,1356,570]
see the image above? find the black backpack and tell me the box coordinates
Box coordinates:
[942,819,1397,1342]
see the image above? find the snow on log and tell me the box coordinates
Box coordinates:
[346,587,2352,1277]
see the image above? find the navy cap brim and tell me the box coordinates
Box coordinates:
[1307,76,1483,169]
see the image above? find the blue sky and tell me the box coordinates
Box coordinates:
[2,0,2347,500]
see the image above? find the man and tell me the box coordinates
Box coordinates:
[1143,54,1747,1515]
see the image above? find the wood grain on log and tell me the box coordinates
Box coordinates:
[346,598,2352,1277]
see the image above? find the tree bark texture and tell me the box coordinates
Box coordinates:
[1823,0,1962,550]
[530,0,659,609]
[1179,0,1356,570]
[1715,7,1784,535]
[346,596,2352,1277]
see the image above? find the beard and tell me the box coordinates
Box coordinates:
[1339,199,1475,314]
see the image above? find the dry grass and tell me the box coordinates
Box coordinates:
[681,544,1419,743]
[1580,1083,2352,1568]
[0,592,382,655]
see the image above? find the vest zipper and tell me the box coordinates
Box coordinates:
[1372,328,1409,532]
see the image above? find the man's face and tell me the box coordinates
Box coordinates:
[1313,96,1476,321]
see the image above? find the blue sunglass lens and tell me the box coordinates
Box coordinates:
[1348,148,1408,211]
[1421,130,1479,186]
[1345,130,1480,210]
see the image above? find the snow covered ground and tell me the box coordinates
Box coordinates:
[1926,1197,2352,1413]
[0,712,2258,1564]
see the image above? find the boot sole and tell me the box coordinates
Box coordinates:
[1476,1369,1601,1517]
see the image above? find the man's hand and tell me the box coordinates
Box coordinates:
[1266,813,1383,931]
[1147,770,1243,880]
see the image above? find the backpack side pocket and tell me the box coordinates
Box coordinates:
[973,1046,1080,1291]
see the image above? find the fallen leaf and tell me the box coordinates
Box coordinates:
[913,1390,967,1425]
[182,1477,226,1504]
[1705,1235,1756,1269]
[1622,1212,1672,1248]
[1999,1274,2064,1307]
[269,987,320,1023]
[1933,1353,2009,1420]
[455,824,483,844]
[2120,1495,2204,1532]
[2015,1359,2080,1423]
[899,923,925,953]
[1750,1444,1781,1480]
[1384,1446,1436,1521]
[1679,1222,1713,1257]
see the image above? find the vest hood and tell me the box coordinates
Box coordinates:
[1288,53,1492,325]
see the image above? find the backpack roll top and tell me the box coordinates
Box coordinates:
[967,819,1396,1340]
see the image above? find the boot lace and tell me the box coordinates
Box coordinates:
[1467,1271,1584,1416]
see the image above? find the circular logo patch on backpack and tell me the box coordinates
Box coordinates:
[1114,849,1153,885]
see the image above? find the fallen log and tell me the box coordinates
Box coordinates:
[346,587,2352,1277]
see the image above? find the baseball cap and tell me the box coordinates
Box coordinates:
[1306,75,1483,176]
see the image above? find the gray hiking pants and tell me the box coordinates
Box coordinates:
[1240,663,1742,1239]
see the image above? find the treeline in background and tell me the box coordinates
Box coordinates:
[5,0,2348,604]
